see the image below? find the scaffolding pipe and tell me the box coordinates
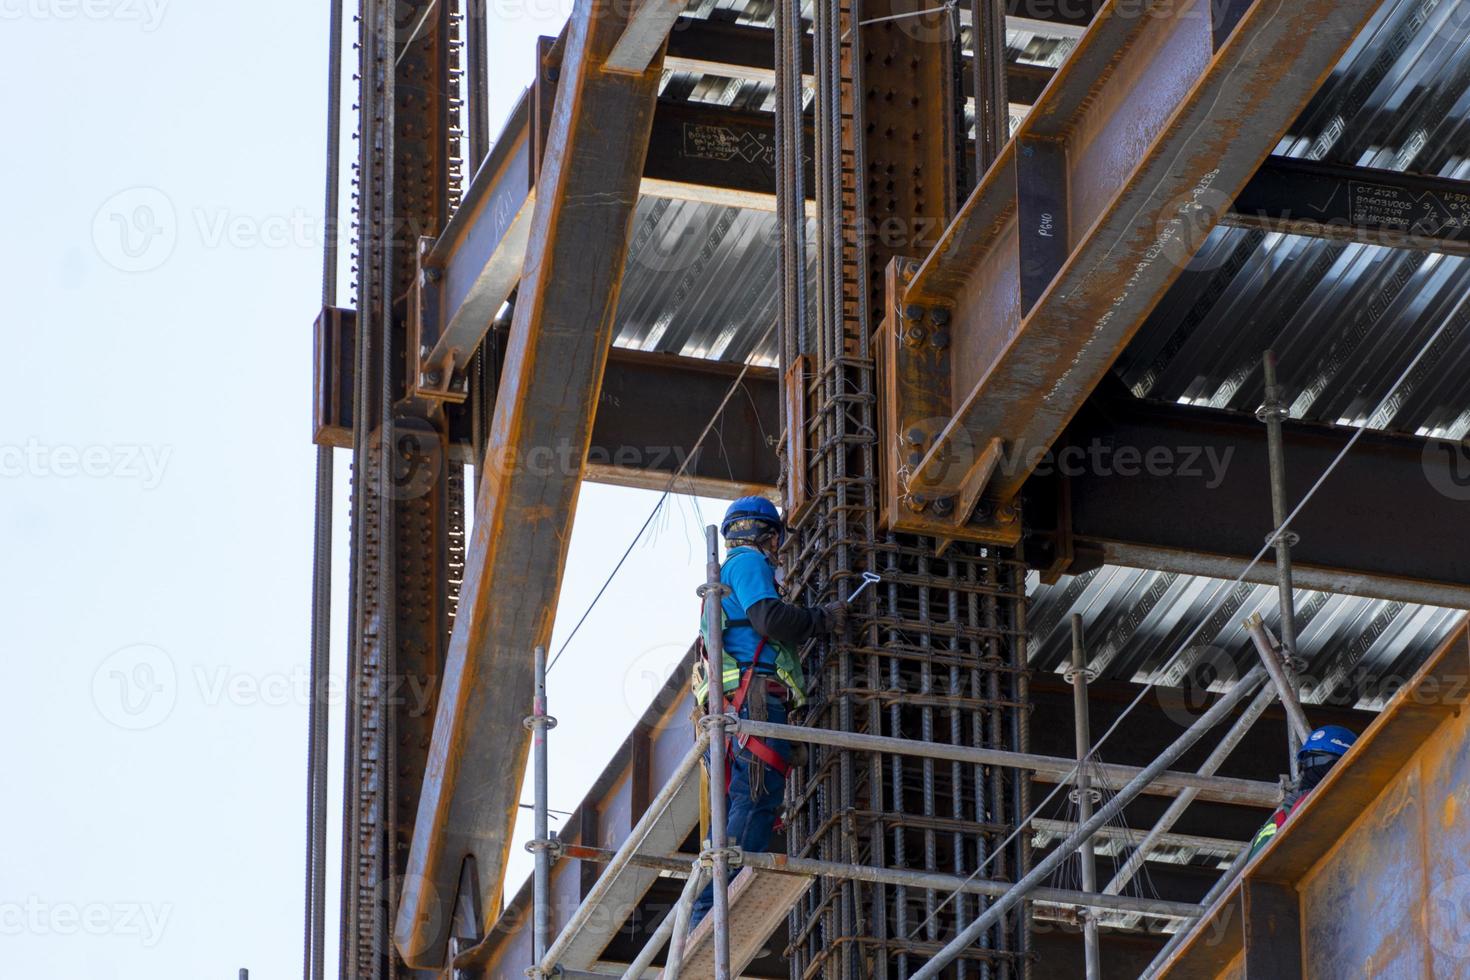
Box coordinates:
[1259,349,1304,778]
[732,720,1281,807]
[699,524,732,980]
[908,665,1270,980]
[1033,820,1246,858]
[1243,614,1312,747]
[553,843,1205,920]
[529,645,554,966]
[1068,616,1101,980]
[1139,841,1257,979]
[1104,682,1275,896]
[621,859,705,980]
[538,730,711,975]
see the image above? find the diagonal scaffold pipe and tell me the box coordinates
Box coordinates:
[908,665,1270,980]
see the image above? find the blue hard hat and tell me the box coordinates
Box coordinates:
[1299,725,1356,759]
[721,496,785,544]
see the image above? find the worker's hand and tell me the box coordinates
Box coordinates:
[820,599,849,633]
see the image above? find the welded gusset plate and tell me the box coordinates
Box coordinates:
[312,306,355,447]
[880,259,1021,545]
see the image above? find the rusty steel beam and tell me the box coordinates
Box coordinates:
[420,96,811,382]
[394,0,666,964]
[663,16,1057,103]
[586,347,779,498]
[1150,620,1470,979]
[555,349,1470,602]
[1023,389,1470,608]
[893,0,1387,538]
[1225,155,1470,256]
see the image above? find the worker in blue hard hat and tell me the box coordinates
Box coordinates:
[689,496,847,927]
[1248,724,1357,856]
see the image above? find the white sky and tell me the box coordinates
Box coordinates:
[0,3,724,976]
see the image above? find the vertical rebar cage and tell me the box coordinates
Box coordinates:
[776,0,1033,974]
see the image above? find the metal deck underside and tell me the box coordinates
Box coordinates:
[608,0,1470,706]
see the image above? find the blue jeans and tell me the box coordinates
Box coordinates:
[690,693,790,927]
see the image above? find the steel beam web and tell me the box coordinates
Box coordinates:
[780,1,1033,976]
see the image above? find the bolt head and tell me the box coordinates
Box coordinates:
[904,325,926,348]
[932,497,955,517]
[906,427,926,446]
[903,304,924,321]
[931,329,950,350]
[929,307,951,326]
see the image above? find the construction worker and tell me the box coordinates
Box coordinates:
[1248,724,1357,856]
[689,496,847,927]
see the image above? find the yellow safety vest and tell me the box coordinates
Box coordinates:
[692,583,808,708]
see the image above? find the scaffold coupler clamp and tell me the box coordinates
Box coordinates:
[525,830,562,861]
[696,581,732,600]
[1061,663,1097,686]
[1068,785,1103,805]
[1264,525,1301,549]
[700,842,744,869]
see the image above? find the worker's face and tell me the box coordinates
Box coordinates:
[1299,751,1339,792]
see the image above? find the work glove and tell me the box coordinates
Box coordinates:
[820,599,849,633]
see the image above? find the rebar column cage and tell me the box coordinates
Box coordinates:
[776,0,1033,974]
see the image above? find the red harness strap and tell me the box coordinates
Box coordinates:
[713,639,791,785]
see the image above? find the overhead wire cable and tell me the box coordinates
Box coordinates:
[547,321,778,672]
[907,302,1461,940]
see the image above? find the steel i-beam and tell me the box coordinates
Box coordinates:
[882,0,1388,542]
[394,0,665,964]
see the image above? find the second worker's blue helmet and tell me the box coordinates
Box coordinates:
[722,496,785,545]
[1299,725,1356,759]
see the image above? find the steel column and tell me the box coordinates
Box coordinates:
[396,0,665,962]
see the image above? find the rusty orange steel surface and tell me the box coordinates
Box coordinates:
[393,0,666,965]
[902,0,1387,508]
[1156,617,1470,979]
